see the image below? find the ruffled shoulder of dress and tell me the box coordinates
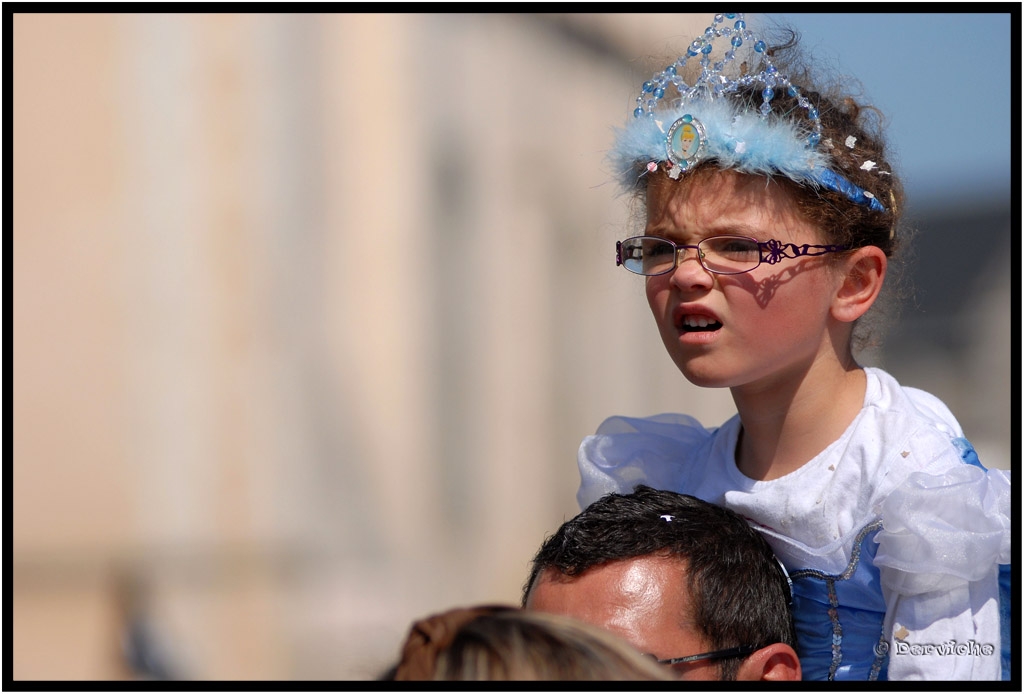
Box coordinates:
[866,367,964,439]
[576,413,719,509]
[874,464,1011,595]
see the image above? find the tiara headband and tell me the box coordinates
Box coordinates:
[610,13,886,212]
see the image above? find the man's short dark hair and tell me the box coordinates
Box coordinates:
[523,485,796,680]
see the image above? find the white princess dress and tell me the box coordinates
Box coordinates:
[576,367,1011,681]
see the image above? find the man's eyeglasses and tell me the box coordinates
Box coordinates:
[616,235,849,276]
[649,644,758,666]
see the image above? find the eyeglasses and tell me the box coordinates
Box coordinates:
[616,235,849,276]
[649,644,758,667]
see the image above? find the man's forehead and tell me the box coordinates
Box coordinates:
[529,556,690,613]
[526,555,707,661]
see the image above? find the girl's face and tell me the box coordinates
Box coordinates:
[644,169,847,392]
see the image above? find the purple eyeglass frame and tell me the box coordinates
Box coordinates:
[615,235,850,276]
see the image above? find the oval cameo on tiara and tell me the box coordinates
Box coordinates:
[666,114,706,168]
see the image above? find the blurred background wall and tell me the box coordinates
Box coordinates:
[12,12,1012,680]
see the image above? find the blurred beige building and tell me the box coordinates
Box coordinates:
[12,13,1011,681]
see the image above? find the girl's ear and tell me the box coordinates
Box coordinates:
[831,246,887,323]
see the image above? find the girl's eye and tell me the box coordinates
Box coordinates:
[707,238,759,256]
[646,242,674,257]
[726,240,757,251]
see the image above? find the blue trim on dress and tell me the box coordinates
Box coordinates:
[790,522,888,681]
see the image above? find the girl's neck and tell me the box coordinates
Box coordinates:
[731,361,867,481]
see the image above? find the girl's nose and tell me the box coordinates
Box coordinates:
[670,246,713,290]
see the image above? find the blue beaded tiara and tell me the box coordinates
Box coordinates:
[609,13,886,212]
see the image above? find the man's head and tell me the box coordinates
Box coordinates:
[522,486,800,681]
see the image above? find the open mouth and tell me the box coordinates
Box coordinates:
[680,315,723,333]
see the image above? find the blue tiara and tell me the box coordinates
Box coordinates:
[610,13,886,213]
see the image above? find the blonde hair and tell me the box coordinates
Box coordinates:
[389,605,674,681]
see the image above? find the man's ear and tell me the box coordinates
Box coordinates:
[734,643,801,681]
[831,245,887,324]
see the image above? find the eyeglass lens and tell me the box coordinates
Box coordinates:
[619,236,762,276]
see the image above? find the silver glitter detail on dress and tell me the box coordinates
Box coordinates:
[789,521,884,680]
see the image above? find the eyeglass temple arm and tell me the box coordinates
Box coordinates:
[657,645,758,666]
[758,240,849,265]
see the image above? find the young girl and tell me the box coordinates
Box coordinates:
[576,14,1011,681]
